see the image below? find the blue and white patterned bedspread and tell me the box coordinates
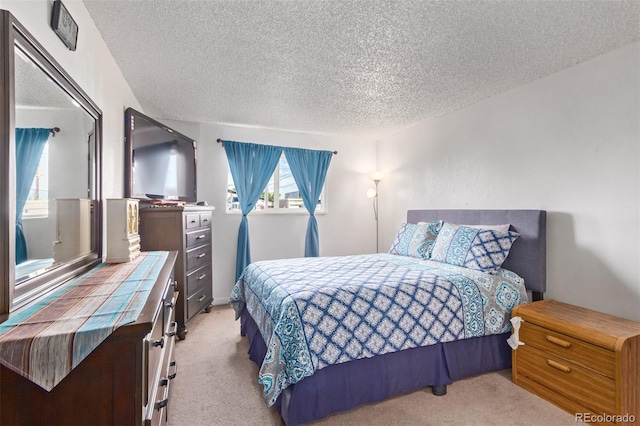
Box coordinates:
[229,253,527,406]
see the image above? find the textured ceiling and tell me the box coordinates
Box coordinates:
[83,0,640,138]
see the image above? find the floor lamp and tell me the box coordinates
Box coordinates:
[367,171,384,253]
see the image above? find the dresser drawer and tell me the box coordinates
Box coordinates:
[186,228,211,248]
[199,212,211,228]
[515,344,616,415]
[187,285,212,320]
[185,213,200,229]
[185,244,211,272]
[519,322,615,378]
[186,264,212,297]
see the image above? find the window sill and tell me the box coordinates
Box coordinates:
[225,209,326,215]
[23,214,49,220]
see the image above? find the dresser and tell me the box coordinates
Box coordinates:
[0,251,178,426]
[512,300,640,425]
[139,206,214,340]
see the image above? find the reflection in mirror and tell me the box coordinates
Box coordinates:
[13,46,95,284]
[0,9,102,314]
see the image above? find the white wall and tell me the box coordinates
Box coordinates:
[376,42,640,321]
[1,0,143,262]
[161,120,378,304]
[1,0,378,305]
[5,1,636,322]
[1,0,141,199]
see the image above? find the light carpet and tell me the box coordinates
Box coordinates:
[168,305,576,425]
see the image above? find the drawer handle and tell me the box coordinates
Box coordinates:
[197,294,206,303]
[166,321,178,338]
[165,301,174,309]
[168,361,178,380]
[197,274,206,280]
[196,234,206,239]
[153,337,165,349]
[196,253,205,258]
[155,397,168,411]
[546,335,571,348]
[546,359,572,373]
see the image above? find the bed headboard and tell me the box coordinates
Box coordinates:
[407,209,547,298]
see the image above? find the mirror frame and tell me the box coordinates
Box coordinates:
[0,10,102,314]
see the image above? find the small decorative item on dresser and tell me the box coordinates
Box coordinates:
[106,198,141,263]
[511,299,640,425]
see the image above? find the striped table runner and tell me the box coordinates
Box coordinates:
[0,251,169,391]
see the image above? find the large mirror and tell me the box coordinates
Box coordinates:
[1,10,102,313]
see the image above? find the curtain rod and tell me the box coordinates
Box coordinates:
[216,138,337,155]
[50,127,60,137]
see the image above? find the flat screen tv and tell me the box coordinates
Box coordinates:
[125,107,197,203]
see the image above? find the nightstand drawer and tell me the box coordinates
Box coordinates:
[519,322,615,378]
[515,344,616,415]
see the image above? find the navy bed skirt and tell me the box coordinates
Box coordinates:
[240,309,512,425]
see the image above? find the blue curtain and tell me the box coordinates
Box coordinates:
[15,128,50,264]
[284,147,333,257]
[224,140,283,281]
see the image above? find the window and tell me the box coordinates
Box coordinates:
[226,153,325,212]
[23,142,49,218]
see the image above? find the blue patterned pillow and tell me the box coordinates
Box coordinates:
[430,222,519,273]
[388,221,443,259]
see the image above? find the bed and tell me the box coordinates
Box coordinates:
[230,209,547,425]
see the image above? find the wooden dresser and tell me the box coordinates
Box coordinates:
[512,300,640,425]
[0,251,178,425]
[139,206,214,340]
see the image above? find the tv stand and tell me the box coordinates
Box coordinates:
[138,206,214,339]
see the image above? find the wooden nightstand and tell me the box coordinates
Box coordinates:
[512,300,640,425]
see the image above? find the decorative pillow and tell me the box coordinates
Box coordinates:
[430,222,519,273]
[388,220,443,259]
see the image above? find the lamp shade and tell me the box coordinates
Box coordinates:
[369,171,384,182]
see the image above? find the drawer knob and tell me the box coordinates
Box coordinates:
[153,337,165,349]
[545,335,571,348]
[546,359,572,373]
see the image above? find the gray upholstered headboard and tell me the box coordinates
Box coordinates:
[407,210,547,298]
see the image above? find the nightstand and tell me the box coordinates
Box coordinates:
[512,300,640,424]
